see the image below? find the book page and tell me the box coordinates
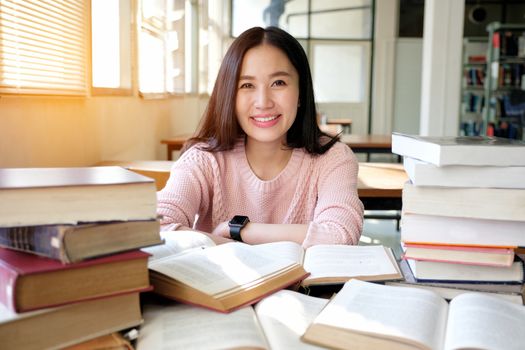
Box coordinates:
[311,280,448,350]
[148,242,298,296]
[444,293,525,350]
[136,303,267,350]
[254,290,328,349]
[303,245,400,282]
[142,230,216,263]
[252,241,305,264]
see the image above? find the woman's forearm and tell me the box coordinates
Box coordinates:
[226,222,308,245]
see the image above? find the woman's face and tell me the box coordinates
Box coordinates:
[235,44,300,148]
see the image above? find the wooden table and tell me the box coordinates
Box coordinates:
[161,134,191,160]
[326,118,352,133]
[162,133,394,161]
[340,134,396,161]
[357,162,407,229]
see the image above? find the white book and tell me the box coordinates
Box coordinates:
[405,258,524,283]
[402,182,525,221]
[403,156,525,188]
[303,279,525,350]
[401,213,525,247]
[136,289,328,350]
[385,260,524,305]
[392,132,525,166]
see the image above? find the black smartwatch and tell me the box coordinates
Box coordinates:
[228,215,249,242]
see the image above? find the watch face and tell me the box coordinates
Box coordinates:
[230,215,249,226]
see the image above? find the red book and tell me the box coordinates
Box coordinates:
[0,248,151,312]
[493,32,500,49]
[402,243,515,267]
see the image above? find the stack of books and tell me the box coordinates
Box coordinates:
[390,133,525,303]
[0,166,162,350]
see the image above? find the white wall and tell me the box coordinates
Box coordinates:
[0,94,206,167]
[371,0,398,135]
[393,38,423,134]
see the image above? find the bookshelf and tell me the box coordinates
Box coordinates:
[483,22,525,140]
[460,37,487,136]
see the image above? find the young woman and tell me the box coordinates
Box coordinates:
[157,26,364,247]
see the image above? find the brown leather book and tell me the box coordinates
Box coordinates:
[0,166,157,228]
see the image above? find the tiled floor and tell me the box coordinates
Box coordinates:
[359,210,402,259]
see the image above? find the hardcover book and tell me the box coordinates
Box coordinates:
[0,219,162,263]
[0,166,157,227]
[405,258,524,284]
[0,248,151,312]
[402,243,515,267]
[137,289,328,350]
[0,292,142,350]
[392,132,525,166]
[63,332,133,350]
[386,259,524,305]
[402,182,525,222]
[401,213,525,247]
[302,279,525,350]
[403,156,525,188]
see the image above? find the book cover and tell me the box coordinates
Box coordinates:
[392,132,525,166]
[0,219,162,263]
[0,248,151,312]
[0,166,157,227]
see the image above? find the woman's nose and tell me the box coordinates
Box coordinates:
[254,87,274,109]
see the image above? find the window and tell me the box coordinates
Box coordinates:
[230,0,373,105]
[138,0,209,97]
[91,0,132,95]
[0,0,87,95]
[139,0,186,96]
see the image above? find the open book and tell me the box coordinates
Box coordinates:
[303,279,525,350]
[143,232,401,312]
[258,241,401,286]
[145,233,308,313]
[136,289,328,350]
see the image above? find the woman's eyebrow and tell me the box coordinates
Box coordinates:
[239,71,292,81]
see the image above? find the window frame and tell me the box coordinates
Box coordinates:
[90,0,134,96]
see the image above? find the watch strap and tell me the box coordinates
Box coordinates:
[229,225,243,242]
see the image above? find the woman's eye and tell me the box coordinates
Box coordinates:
[239,82,253,89]
[272,80,286,87]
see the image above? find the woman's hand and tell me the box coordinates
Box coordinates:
[211,221,231,239]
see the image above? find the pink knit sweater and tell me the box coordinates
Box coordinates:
[157,141,364,247]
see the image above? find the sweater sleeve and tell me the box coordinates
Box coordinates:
[156,146,213,231]
[302,143,364,247]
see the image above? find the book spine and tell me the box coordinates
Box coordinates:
[0,261,17,312]
[0,226,67,262]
